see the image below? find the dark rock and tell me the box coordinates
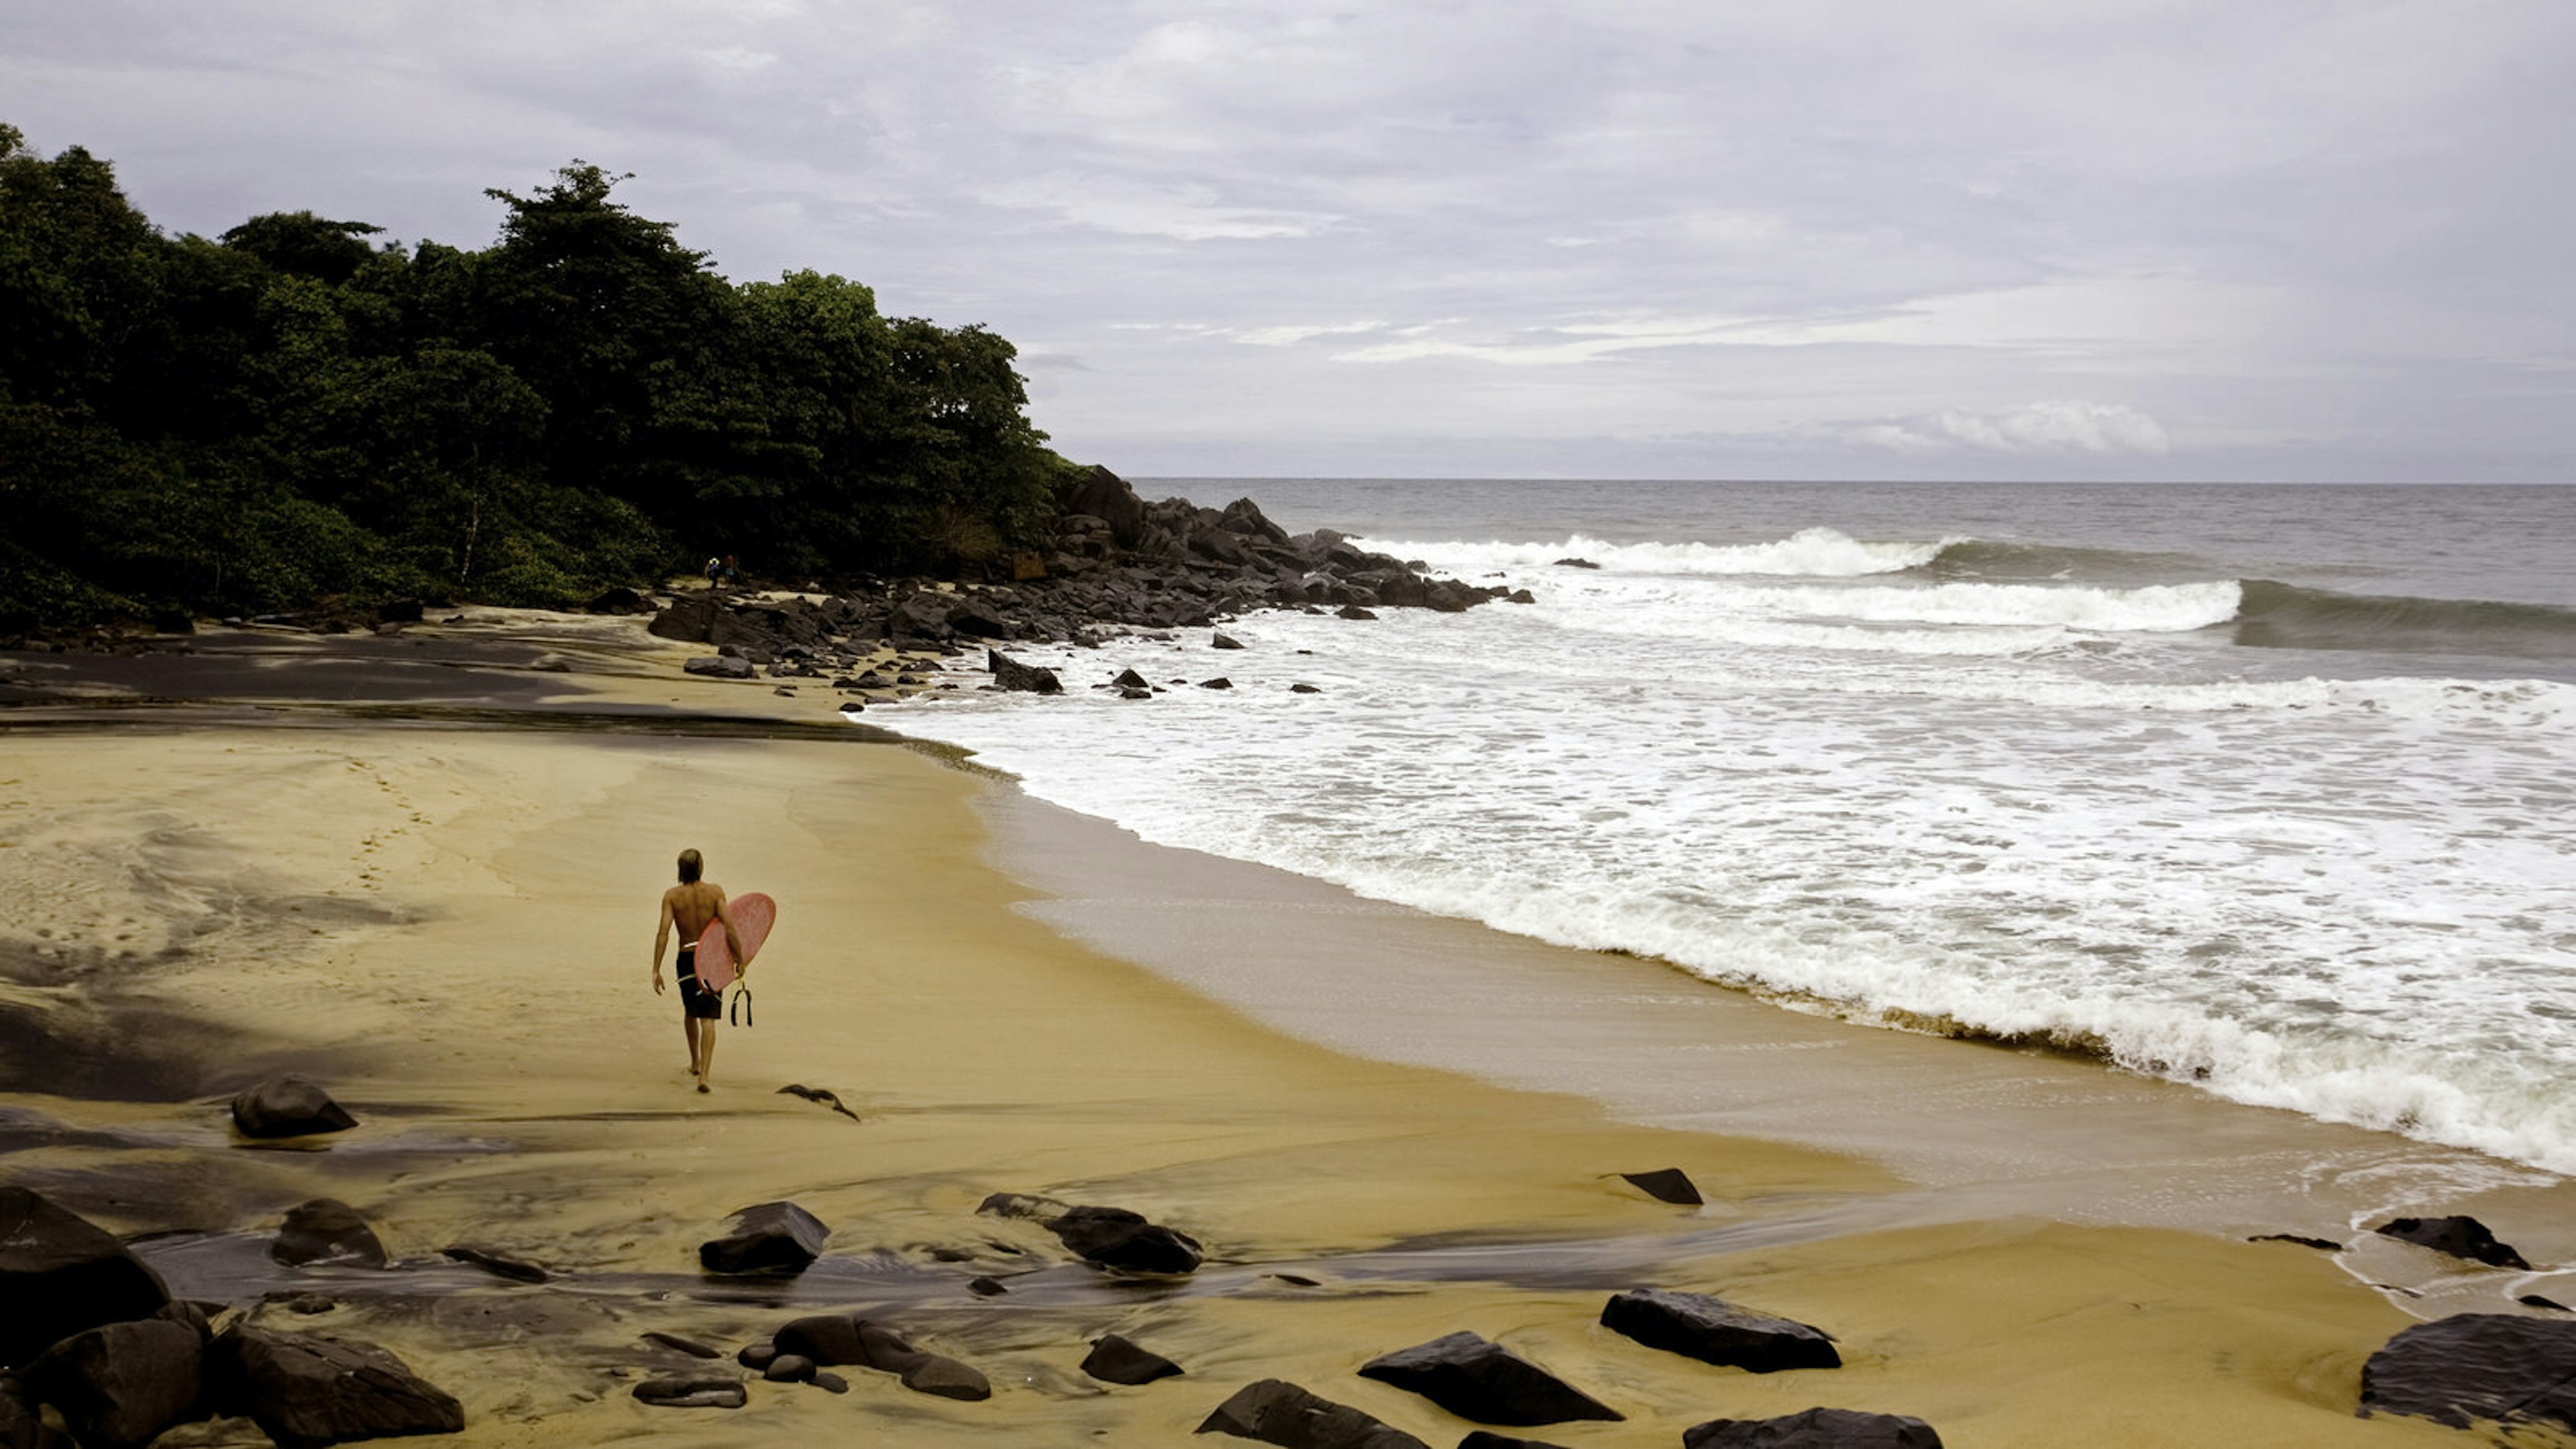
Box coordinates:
[1198,678,1233,690]
[584,587,653,614]
[208,1324,463,1447]
[1289,683,1322,694]
[1554,558,1600,570]
[1120,687,1154,700]
[809,1370,848,1393]
[1195,1378,1428,1448]
[698,1201,828,1276]
[2248,1234,2342,1251]
[1599,1289,1840,1372]
[889,592,957,643]
[647,596,718,643]
[735,1343,777,1372]
[762,1354,815,1384]
[439,1246,547,1283]
[2522,1295,2571,1311]
[771,1315,988,1399]
[1336,605,1378,621]
[282,1295,334,1316]
[1112,667,1151,689]
[1061,466,1151,549]
[375,599,425,624]
[1213,633,1245,649]
[2373,1216,2530,1269]
[0,1188,171,1370]
[271,1200,387,1270]
[2361,1313,2576,1431]
[683,655,755,680]
[1049,1205,1204,1275]
[641,1333,720,1360]
[975,1191,1067,1222]
[897,1352,991,1401]
[1459,1436,1574,1449]
[1505,590,1536,604]
[1082,1334,1183,1385]
[24,1318,203,1449]
[948,601,1013,639]
[229,1077,358,1138]
[988,650,1064,694]
[1356,1332,1619,1427]
[773,1316,865,1366]
[1683,1408,1944,1447]
[0,1373,62,1449]
[1620,1169,1703,1206]
[967,1276,1006,1297]
[631,1372,745,1409]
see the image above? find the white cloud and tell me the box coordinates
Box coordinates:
[1845,401,2174,455]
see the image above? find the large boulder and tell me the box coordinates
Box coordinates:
[2360,1313,2576,1432]
[682,655,755,680]
[1195,1379,1428,1448]
[1683,1408,1945,1447]
[987,651,1064,694]
[1061,466,1150,549]
[2372,1216,2530,1269]
[207,1326,463,1448]
[1599,1289,1840,1372]
[647,596,718,643]
[1218,498,1291,545]
[889,592,957,643]
[229,1077,358,1138]
[271,1200,388,1269]
[0,1187,171,1368]
[23,1316,203,1449]
[1356,1332,1619,1426]
[1082,1334,1183,1385]
[948,601,1014,639]
[698,1202,828,1276]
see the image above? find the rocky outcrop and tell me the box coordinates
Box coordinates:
[229,1077,358,1139]
[2360,1313,2576,1432]
[698,1201,828,1276]
[271,1200,388,1269]
[1599,1289,1841,1372]
[207,1326,463,1448]
[0,1188,171,1369]
[1356,1332,1619,1426]
[1083,1333,1183,1385]
[23,1315,205,1449]
[2371,1216,2530,1269]
[1195,1379,1428,1448]
[1683,1408,1945,1447]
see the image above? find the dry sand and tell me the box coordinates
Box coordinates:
[0,616,2541,1446]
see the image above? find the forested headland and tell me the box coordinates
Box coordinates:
[0,125,1075,633]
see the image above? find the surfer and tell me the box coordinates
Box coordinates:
[651,848,745,1093]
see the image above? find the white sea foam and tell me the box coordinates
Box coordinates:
[887,525,2576,1174]
[1393,527,1951,577]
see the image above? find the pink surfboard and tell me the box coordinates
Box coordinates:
[694,892,775,992]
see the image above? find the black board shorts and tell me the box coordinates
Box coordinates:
[676,945,722,1021]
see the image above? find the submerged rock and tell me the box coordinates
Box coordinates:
[1356,1332,1619,1426]
[270,1200,387,1270]
[2372,1216,2530,1269]
[1599,1289,1840,1372]
[2361,1313,2576,1432]
[1683,1408,1945,1447]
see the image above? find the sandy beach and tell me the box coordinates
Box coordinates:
[0,612,2553,1446]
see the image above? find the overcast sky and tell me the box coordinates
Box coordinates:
[8,1,2571,482]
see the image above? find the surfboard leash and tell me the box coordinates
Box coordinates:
[729,982,753,1028]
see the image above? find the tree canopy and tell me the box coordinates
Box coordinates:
[0,127,1075,630]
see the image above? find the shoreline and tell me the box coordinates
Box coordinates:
[0,616,2548,1444]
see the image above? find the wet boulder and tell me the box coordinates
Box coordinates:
[1357,1332,1619,1426]
[1195,1378,1428,1448]
[2372,1216,2530,1269]
[1049,1205,1203,1275]
[1112,667,1151,690]
[207,1325,463,1447]
[0,1187,172,1368]
[23,1316,204,1449]
[987,650,1063,694]
[1082,1334,1183,1385]
[1212,632,1245,649]
[2361,1313,2576,1432]
[270,1200,387,1270]
[771,1315,989,1401]
[1599,1289,1840,1372]
[631,1372,746,1409]
[229,1077,358,1138]
[698,1201,828,1276]
[1683,1408,1945,1447]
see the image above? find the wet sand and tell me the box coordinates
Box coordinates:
[0,612,2546,1445]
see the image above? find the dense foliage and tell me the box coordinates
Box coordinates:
[0,125,1073,629]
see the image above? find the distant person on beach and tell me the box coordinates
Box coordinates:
[704,555,721,586]
[652,848,745,1093]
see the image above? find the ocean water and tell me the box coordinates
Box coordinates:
[882,481,2576,1174]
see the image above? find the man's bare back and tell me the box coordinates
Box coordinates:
[652,849,743,1092]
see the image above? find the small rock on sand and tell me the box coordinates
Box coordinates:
[229,1077,358,1138]
[1684,1408,1945,1447]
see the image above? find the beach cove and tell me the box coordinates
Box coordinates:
[4,609,2565,1446]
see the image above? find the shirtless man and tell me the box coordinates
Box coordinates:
[652,848,746,1092]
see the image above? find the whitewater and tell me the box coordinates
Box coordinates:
[883,480,2576,1175]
